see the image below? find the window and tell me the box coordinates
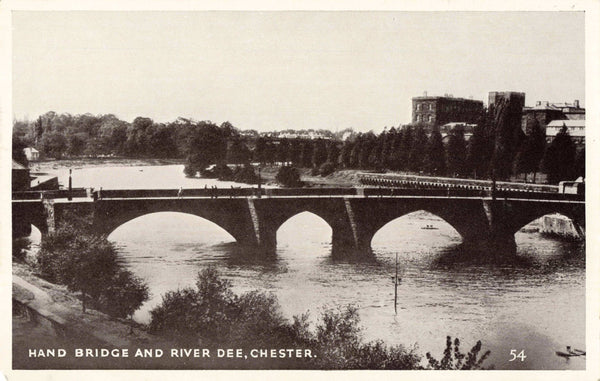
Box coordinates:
[416,104,421,111]
[429,104,433,111]
[429,115,434,122]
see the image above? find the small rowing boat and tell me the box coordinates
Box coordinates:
[556,346,586,358]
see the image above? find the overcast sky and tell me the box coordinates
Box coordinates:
[12,11,585,132]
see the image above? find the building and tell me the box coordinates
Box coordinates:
[522,100,585,133]
[23,147,40,161]
[545,119,585,145]
[412,93,484,127]
[12,160,30,191]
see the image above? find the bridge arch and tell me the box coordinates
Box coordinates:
[93,199,254,246]
[106,211,236,244]
[276,211,333,249]
[370,210,462,249]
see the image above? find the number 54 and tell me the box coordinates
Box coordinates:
[509,349,527,362]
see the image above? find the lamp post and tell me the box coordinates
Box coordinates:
[257,165,262,198]
[68,169,72,201]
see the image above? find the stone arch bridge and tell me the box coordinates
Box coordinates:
[12,187,585,259]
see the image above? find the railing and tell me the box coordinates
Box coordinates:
[12,186,584,202]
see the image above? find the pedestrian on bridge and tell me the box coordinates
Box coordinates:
[178,187,183,199]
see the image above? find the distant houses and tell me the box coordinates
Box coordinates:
[23,147,39,161]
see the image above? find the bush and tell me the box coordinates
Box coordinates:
[276,165,302,187]
[214,162,233,180]
[96,270,149,318]
[231,164,258,184]
[319,162,336,177]
[148,267,431,369]
[183,164,197,178]
[425,336,492,370]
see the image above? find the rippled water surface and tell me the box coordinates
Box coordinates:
[30,160,586,370]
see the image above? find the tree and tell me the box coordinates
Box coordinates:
[185,122,228,176]
[276,165,302,187]
[319,162,336,177]
[489,96,526,180]
[466,124,491,179]
[388,128,404,170]
[41,131,67,159]
[67,133,87,157]
[326,142,340,166]
[408,127,428,172]
[574,148,585,179]
[227,138,251,164]
[399,126,413,171]
[126,117,154,156]
[276,138,291,164]
[96,270,149,318]
[299,141,313,168]
[254,137,268,164]
[514,118,546,182]
[542,125,576,184]
[37,222,148,315]
[425,126,446,175]
[312,139,328,168]
[446,129,467,177]
[12,133,29,166]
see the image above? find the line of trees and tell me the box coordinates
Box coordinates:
[14,109,584,184]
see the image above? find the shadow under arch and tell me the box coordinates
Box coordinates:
[370,209,463,256]
[276,211,333,252]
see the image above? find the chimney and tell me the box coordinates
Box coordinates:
[574,100,579,108]
[544,101,549,107]
[423,91,428,97]
[536,101,541,106]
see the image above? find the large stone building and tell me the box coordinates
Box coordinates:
[545,119,585,145]
[521,100,585,133]
[411,94,484,127]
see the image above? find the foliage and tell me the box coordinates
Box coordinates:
[319,162,336,177]
[489,96,526,180]
[515,118,546,179]
[148,267,429,369]
[467,123,491,178]
[12,133,29,166]
[276,165,303,187]
[574,147,585,179]
[36,221,149,316]
[542,124,577,184]
[231,164,258,184]
[446,129,467,177]
[425,126,446,175]
[13,237,30,262]
[96,270,149,318]
[425,336,492,370]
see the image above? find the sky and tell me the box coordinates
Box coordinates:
[12,11,585,132]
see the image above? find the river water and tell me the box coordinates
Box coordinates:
[27,160,586,370]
